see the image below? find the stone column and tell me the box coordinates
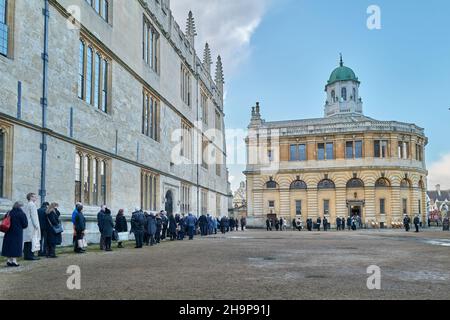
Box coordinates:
[391,186,401,226]
[365,187,376,226]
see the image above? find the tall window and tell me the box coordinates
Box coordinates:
[180,120,192,160]
[416,144,423,161]
[323,199,330,215]
[181,183,191,214]
[201,91,208,125]
[418,200,421,215]
[141,170,158,211]
[0,130,4,197]
[75,151,109,205]
[398,141,410,159]
[180,64,191,107]
[78,39,110,113]
[346,141,363,159]
[143,17,159,72]
[295,200,302,216]
[85,0,109,22]
[142,90,159,141]
[380,199,386,214]
[201,189,208,215]
[402,198,408,214]
[331,90,336,102]
[0,0,8,57]
[75,153,82,203]
[341,87,347,101]
[374,140,388,158]
[290,144,307,161]
[318,143,333,160]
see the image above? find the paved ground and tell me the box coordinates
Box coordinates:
[0,229,449,300]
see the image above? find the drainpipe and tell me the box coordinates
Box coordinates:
[195,59,200,218]
[39,0,49,204]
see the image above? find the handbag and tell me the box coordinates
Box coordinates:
[112,229,118,241]
[0,212,11,233]
[47,216,64,234]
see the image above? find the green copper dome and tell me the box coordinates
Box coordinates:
[327,56,359,85]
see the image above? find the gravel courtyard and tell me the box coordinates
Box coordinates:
[0,229,449,300]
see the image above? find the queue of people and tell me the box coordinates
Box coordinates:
[1,193,247,268]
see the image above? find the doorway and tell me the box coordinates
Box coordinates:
[165,190,173,215]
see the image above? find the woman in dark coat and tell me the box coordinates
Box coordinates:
[45,203,63,258]
[100,208,114,251]
[155,214,162,244]
[168,213,177,241]
[115,209,127,248]
[74,204,86,253]
[1,202,28,267]
[147,213,157,246]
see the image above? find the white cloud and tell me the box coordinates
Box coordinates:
[170,0,270,77]
[428,153,450,189]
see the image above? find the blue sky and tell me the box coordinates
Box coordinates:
[172,0,450,191]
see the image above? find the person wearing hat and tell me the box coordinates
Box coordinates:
[131,207,145,248]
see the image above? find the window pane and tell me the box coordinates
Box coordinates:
[94,53,100,108]
[85,47,93,104]
[346,141,353,159]
[290,145,297,161]
[94,0,100,13]
[78,41,85,99]
[318,143,325,160]
[102,0,108,21]
[299,144,307,161]
[296,200,302,216]
[381,141,388,158]
[101,59,108,112]
[326,143,333,160]
[0,0,7,57]
[324,200,329,215]
[380,199,385,214]
[355,141,362,158]
[374,140,380,158]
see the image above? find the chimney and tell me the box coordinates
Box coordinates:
[436,184,441,196]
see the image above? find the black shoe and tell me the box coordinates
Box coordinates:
[6,262,12,267]
[7,262,20,267]
[48,255,58,258]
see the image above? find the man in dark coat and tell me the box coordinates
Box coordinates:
[37,202,49,257]
[336,217,341,231]
[97,205,106,250]
[266,218,271,231]
[147,213,157,246]
[240,217,246,231]
[115,209,128,248]
[198,214,207,236]
[2,202,28,267]
[155,213,162,243]
[131,208,145,248]
[229,217,235,232]
[306,218,312,231]
[168,213,177,241]
[347,216,352,230]
[316,217,322,231]
[74,204,86,254]
[221,216,228,234]
[323,217,328,231]
[143,212,150,245]
[178,214,186,240]
[403,215,411,232]
[186,213,197,240]
[413,215,420,233]
[100,208,114,251]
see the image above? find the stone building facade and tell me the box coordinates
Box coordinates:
[0,0,230,243]
[245,57,428,229]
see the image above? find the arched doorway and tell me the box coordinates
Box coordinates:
[165,190,174,215]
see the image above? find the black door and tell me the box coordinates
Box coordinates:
[165,190,173,215]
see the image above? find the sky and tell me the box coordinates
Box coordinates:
[171,0,450,192]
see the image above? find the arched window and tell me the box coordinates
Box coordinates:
[375,177,391,188]
[352,88,356,101]
[290,180,307,190]
[346,178,364,188]
[318,179,335,189]
[331,90,336,102]
[400,179,411,188]
[341,87,347,101]
[266,179,277,189]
